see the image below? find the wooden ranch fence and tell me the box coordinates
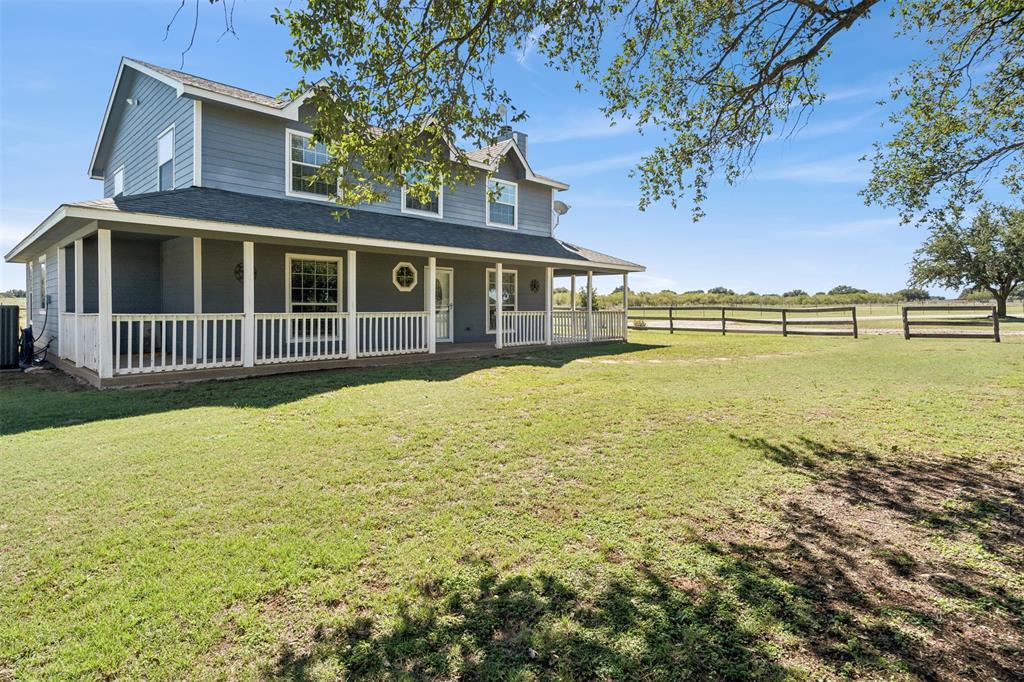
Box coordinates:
[902,305,1000,342]
[628,306,858,338]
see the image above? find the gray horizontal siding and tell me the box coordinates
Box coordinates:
[200,102,554,236]
[102,70,194,197]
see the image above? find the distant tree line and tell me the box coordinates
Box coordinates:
[1,289,26,298]
[552,282,1024,310]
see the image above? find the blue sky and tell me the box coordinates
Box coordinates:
[0,1,953,294]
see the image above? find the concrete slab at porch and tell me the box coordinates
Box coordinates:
[50,339,622,389]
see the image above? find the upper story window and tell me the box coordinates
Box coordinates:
[486,178,517,229]
[401,170,443,218]
[113,166,125,197]
[287,131,333,199]
[157,126,174,191]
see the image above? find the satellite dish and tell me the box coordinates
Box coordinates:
[496,104,507,119]
[552,200,571,229]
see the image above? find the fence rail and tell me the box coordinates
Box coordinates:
[59,313,75,361]
[111,314,244,375]
[902,305,1000,342]
[502,310,547,347]
[628,305,858,338]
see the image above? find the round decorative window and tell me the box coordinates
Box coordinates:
[392,262,418,292]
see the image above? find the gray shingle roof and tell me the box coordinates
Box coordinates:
[132,59,287,108]
[71,187,642,270]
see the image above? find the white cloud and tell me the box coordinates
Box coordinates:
[544,151,646,179]
[784,217,901,238]
[529,112,634,145]
[627,272,681,292]
[515,26,545,69]
[755,153,870,184]
[773,109,880,142]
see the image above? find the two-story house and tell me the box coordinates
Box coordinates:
[5,57,643,387]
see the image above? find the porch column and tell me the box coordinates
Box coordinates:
[192,237,202,313]
[427,256,437,354]
[97,229,113,379]
[570,274,577,310]
[544,266,553,346]
[495,262,503,349]
[622,272,629,340]
[74,238,83,367]
[586,270,594,343]
[241,241,254,367]
[57,246,66,358]
[346,249,357,359]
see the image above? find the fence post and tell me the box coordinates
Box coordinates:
[781,310,788,337]
[902,307,910,340]
[851,307,858,339]
[992,306,1000,343]
[668,305,674,334]
[721,307,726,335]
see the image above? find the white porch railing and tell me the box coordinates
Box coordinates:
[552,310,588,344]
[357,311,429,357]
[255,313,347,364]
[59,313,76,361]
[501,311,547,347]
[592,311,627,341]
[77,314,99,371]
[110,314,244,375]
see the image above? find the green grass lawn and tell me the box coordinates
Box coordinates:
[2,332,1022,680]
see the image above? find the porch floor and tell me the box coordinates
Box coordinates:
[50,340,617,389]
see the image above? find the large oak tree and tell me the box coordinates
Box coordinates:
[181,1,1024,220]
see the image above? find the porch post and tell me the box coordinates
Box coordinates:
[97,229,113,379]
[570,274,577,311]
[242,241,254,367]
[622,272,629,340]
[586,270,594,343]
[427,256,437,354]
[544,266,553,346]
[192,237,202,313]
[346,249,357,359]
[57,246,66,358]
[495,262,503,349]
[74,238,84,367]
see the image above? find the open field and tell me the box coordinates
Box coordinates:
[2,332,1022,680]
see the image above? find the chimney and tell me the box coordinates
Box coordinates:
[497,126,527,158]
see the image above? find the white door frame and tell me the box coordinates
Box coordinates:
[425,265,454,342]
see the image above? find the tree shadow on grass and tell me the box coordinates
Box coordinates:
[254,436,1024,680]
[723,436,1024,678]
[266,562,792,681]
[0,342,661,437]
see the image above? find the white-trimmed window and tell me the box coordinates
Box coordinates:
[113,166,125,197]
[286,254,342,312]
[36,255,47,313]
[401,170,443,218]
[485,267,517,333]
[392,262,418,292]
[286,130,333,199]
[157,126,174,191]
[486,178,517,229]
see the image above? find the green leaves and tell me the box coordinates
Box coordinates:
[267,0,1022,221]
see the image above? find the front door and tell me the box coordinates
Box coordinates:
[430,267,454,342]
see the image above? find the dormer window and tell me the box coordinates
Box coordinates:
[157,126,174,191]
[113,166,125,197]
[401,170,443,218]
[486,178,517,229]
[287,130,333,199]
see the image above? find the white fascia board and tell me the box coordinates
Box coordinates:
[4,206,69,262]
[8,203,643,272]
[181,85,296,120]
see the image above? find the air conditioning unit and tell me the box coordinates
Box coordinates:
[0,305,20,369]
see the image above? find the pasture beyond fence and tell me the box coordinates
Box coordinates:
[628,306,858,338]
[902,305,1000,343]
